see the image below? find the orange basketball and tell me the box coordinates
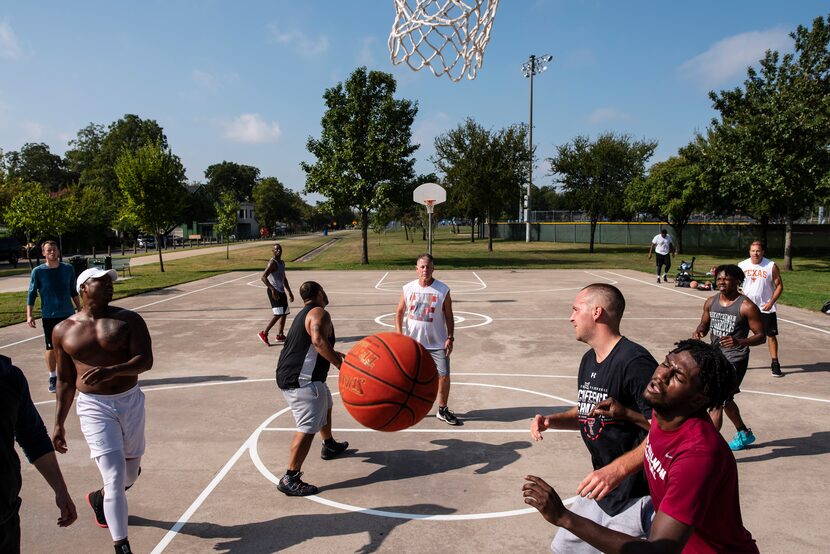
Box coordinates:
[339,332,438,432]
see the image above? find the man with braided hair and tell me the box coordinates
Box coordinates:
[524,340,759,553]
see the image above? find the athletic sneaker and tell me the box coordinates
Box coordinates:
[321,440,349,460]
[437,406,461,425]
[114,540,133,554]
[663,274,668,282]
[48,376,57,393]
[277,472,318,496]
[257,331,269,346]
[771,360,783,378]
[728,429,756,451]
[86,489,108,528]
[275,333,286,342]
[656,277,661,284]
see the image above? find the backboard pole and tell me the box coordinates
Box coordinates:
[526,64,533,243]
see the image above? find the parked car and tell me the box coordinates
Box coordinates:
[0,237,24,267]
[136,236,156,249]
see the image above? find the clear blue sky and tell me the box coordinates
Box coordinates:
[1,1,826,201]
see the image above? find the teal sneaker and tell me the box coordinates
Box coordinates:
[729,429,756,451]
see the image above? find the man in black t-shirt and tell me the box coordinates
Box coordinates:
[531,284,657,554]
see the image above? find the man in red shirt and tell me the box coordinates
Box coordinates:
[523,339,758,553]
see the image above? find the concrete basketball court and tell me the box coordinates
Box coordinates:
[4,268,828,553]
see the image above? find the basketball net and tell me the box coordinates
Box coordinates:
[389,0,500,82]
[424,199,436,214]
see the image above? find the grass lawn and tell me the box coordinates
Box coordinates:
[2,228,827,328]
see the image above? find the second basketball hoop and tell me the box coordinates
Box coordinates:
[413,182,446,256]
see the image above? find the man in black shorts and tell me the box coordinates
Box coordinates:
[258,243,294,345]
[275,281,349,496]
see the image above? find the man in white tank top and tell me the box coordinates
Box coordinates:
[738,241,784,377]
[395,253,459,425]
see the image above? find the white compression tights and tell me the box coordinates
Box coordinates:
[94,452,141,541]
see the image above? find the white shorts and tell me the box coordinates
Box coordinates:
[281,381,332,434]
[428,348,450,377]
[551,495,653,554]
[76,385,146,459]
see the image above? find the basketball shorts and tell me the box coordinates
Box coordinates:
[42,316,69,350]
[551,495,653,554]
[723,357,750,403]
[761,312,779,336]
[282,381,332,434]
[268,289,290,316]
[427,348,450,377]
[76,384,146,459]
[655,253,671,270]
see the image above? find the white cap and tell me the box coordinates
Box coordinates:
[76,268,118,293]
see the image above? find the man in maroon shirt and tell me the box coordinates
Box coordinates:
[523,339,758,553]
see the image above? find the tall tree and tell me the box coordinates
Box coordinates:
[706,14,830,270]
[114,141,187,272]
[549,133,657,253]
[252,177,300,234]
[625,154,709,253]
[215,190,240,259]
[205,161,260,202]
[3,183,72,267]
[2,143,73,191]
[302,66,418,264]
[432,118,530,251]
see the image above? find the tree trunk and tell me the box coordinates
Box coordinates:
[487,210,494,252]
[361,210,369,264]
[403,224,409,242]
[226,237,230,260]
[783,216,793,271]
[675,223,685,255]
[589,219,597,253]
[156,232,165,272]
[470,221,475,242]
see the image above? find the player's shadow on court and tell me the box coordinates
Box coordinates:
[461,405,570,423]
[140,375,246,387]
[131,503,454,553]
[324,438,531,492]
[336,335,368,343]
[781,362,830,374]
[736,431,830,463]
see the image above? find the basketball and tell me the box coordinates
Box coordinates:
[690,280,699,289]
[339,332,438,432]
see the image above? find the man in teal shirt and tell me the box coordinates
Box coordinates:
[26,241,81,393]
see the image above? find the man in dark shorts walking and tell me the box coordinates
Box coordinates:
[26,241,81,393]
[531,284,657,553]
[647,229,675,283]
[275,281,348,496]
[694,264,765,451]
[258,243,294,345]
[523,340,759,553]
[53,268,153,554]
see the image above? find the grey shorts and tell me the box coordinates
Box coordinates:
[428,348,450,377]
[282,381,332,434]
[551,495,653,554]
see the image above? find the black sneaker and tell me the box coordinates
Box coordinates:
[86,489,108,528]
[277,472,318,496]
[48,376,57,393]
[321,440,349,460]
[663,274,668,282]
[771,360,783,378]
[656,277,661,284]
[114,540,133,554]
[437,406,461,425]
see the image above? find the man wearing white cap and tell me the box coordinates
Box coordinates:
[52,268,153,554]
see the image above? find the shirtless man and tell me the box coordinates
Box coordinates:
[52,268,153,554]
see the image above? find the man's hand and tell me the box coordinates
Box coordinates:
[692,328,705,340]
[55,488,77,527]
[762,301,773,312]
[719,335,738,348]
[81,366,116,386]
[27,315,36,328]
[589,398,628,420]
[334,351,345,369]
[647,253,652,260]
[530,414,549,441]
[445,338,454,356]
[289,292,295,303]
[52,425,68,454]
[522,475,568,526]
[576,464,624,501]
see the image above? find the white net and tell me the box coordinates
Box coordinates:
[389,0,500,82]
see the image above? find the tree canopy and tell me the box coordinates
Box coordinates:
[205,161,260,202]
[302,66,418,264]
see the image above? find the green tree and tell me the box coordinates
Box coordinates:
[2,143,73,191]
[549,133,657,253]
[182,183,217,225]
[3,183,72,267]
[433,119,530,251]
[706,14,830,270]
[302,66,418,264]
[215,190,240,259]
[252,177,300,234]
[625,155,709,253]
[205,161,260,202]
[114,141,187,272]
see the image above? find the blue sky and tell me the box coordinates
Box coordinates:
[1,1,826,200]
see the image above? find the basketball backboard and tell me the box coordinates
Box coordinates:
[413,182,446,214]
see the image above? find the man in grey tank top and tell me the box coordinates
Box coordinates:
[693,264,765,451]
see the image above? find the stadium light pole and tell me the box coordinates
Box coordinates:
[522,54,553,242]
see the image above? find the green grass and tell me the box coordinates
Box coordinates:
[2,229,827,328]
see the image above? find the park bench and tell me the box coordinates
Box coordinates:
[86,257,131,277]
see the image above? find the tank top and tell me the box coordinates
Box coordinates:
[738,257,776,313]
[266,258,286,292]
[708,294,750,364]
[402,278,450,350]
[276,304,335,389]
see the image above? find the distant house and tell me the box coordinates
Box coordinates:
[177,200,259,240]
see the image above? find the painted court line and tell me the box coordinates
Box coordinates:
[261,427,578,433]
[375,271,390,289]
[472,271,487,289]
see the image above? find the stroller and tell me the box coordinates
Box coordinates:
[674,257,696,287]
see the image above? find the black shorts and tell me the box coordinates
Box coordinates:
[42,316,69,350]
[724,357,749,404]
[267,289,289,316]
[761,312,779,337]
[0,499,21,553]
[655,253,671,268]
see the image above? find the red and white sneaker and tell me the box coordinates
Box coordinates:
[257,331,269,346]
[275,333,286,342]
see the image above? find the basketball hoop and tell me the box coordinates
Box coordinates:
[389,0,501,82]
[424,199,436,214]
[413,183,446,255]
